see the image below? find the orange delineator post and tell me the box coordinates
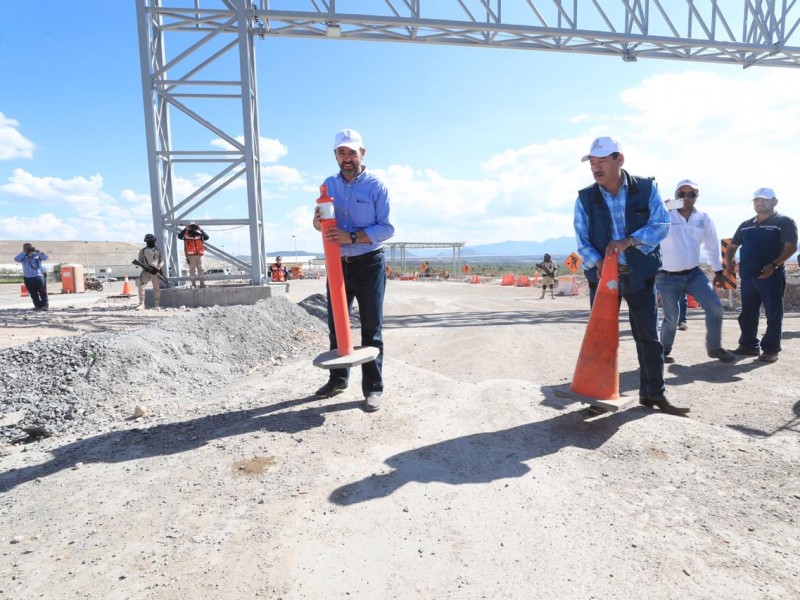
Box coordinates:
[317,184,354,356]
[568,249,620,401]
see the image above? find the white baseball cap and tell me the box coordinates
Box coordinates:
[580,136,622,162]
[753,187,777,200]
[333,129,363,151]
[675,179,699,192]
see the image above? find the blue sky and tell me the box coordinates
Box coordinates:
[1,2,799,256]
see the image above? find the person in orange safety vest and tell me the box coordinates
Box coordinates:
[177,222,210,288]
[269,256,290,282]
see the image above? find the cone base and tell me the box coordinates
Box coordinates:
[553,385,637,413]
[313,346,380,370]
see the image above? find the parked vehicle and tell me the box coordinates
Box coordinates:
[84,278,104,291]
[96,276,118,282]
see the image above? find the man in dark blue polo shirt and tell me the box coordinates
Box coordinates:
[724,188,798,363]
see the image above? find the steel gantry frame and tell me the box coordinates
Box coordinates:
[136,1,800,283]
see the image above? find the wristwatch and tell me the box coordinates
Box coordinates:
[350,232,358,244]
[771,262,781,268]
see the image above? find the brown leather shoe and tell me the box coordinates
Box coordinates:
[639,397,690,416]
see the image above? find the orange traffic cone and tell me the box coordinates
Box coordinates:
[121,276,132,296]
[20,284,28,297]
[471,274,480,284]
[555,250,634,413]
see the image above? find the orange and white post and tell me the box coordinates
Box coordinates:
[312,185,379,370]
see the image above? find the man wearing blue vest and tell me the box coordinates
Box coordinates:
[574,136,689,416]
[724,188,797,363]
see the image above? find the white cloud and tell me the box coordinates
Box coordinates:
[0,213,80,239]
[209,135,288,162]
[0,113,35,160]
[0,169,115,212]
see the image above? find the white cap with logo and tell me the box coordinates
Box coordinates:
[753,187,777,200]
[334,129,364,151]
[675,179,699,192]
[581,136,622,162]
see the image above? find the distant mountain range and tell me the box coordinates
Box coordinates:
[402,237,578,259]
[269,238,578,260]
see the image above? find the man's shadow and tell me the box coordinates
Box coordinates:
[0,395,361,493]
[329,407,647,506]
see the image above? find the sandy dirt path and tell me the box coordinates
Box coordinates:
[1,279,799,599]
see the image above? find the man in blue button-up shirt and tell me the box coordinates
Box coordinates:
[573,136,689,416]
[14,242,49,311]
[312,129,395,412]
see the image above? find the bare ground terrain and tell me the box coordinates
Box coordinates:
[1,278,799,600]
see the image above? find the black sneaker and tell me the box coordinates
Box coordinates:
[733,346,760,357]
[663,353,675,364]
[707,348,737,363]
[314,381,348,398]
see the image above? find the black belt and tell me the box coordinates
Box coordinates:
[342,248,383,263]
[658,267,697,276]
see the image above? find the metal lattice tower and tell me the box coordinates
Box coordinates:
[136,1,800,283]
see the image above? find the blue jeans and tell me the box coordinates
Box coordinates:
[738,270,786,353]
[656,267,724,355]
[23,275,48,309]
[620,275,665,400]
[326,250,387,396]
[678,293,687,323]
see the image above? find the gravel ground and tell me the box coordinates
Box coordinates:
[0,296,327,442]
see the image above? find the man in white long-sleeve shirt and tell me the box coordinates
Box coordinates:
[657,179,736,364]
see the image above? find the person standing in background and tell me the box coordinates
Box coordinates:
[14,243,49,311]
[177,222,209,289]
[725,188,797,363]
[137,233,164,309]
[656,179,736,364]
[268,256,290,282]
[536,253,558,299]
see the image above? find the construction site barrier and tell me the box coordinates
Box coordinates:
[501,273,515,286]
[557,275,579,296]
[516,275,532,287]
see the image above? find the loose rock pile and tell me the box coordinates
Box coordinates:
[0,297,328,442]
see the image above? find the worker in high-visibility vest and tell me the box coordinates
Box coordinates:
[268,256,290,282]
[177,222,209,288]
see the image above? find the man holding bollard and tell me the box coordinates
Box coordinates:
[312,129,394,412]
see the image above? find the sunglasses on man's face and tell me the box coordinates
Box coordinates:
[676,191,698,199]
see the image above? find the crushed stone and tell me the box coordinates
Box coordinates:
[0,296,328,441]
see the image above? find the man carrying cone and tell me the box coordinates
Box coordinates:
[573,136,690,416]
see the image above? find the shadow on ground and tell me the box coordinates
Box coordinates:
[329,407,647,506]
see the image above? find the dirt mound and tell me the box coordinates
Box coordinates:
[0,297,327,441]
